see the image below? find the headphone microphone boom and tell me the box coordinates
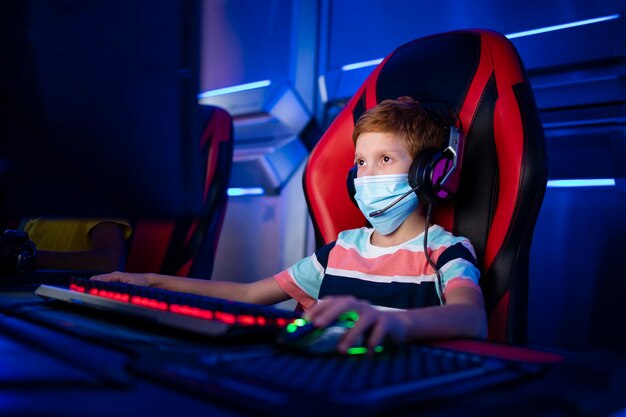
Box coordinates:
[368,184,422,218]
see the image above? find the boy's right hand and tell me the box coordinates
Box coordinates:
[91,271,154,287]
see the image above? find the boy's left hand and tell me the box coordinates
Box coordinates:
[303,295,408,353]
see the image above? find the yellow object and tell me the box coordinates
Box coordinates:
[24,219,132,251]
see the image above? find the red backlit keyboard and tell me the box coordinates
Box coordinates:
[35,277,300,337]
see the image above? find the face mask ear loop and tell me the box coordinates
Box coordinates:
[423,203,444,305]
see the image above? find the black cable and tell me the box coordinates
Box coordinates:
[423,203,444,305]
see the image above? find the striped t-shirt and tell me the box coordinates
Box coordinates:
[274,225,481,311]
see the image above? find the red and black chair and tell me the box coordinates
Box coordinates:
[125,106,234,279]
[304,30,548,344]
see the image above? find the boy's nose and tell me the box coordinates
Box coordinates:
[359,165,377,177]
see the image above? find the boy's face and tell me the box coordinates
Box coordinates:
[354,132,413,177]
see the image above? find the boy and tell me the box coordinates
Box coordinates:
[93,97,487,352]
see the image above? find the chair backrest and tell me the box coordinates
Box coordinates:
[125,106,234,279]
[303,30,548,344]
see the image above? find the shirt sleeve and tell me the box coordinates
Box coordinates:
[273,241,335,311]
[435,241,482,297]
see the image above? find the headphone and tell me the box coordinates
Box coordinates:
[347,125,466,210]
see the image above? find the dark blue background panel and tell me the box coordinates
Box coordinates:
[1,0,204,218]
[544,125,626,180]
[200,0,292,93]
[326,0,624,70]
[529,186,626,352]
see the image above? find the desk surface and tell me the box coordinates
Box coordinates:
[0,283,625,417]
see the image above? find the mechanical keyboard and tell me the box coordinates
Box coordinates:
[35,277,300,338]
[131,342,545,417]
[31,277,551,416]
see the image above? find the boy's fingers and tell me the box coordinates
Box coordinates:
[366,318,388,349]
[305,297,355,326]
[310,301,352,327]
[91,273,115,281]
[337,313,374,352]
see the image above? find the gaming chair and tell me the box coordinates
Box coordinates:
[125,106,234,279]
[303,30,548,344]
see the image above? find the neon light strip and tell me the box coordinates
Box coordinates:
[198,80,271,98]
[339,14,620,73]
[227,187,265,197]
[505,14,620,39]
[318,75,328,103]
[341,58,384,71]
[543,117,626,129]
[547,179,615,188]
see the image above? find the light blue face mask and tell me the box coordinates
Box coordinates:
[354,173,419,235]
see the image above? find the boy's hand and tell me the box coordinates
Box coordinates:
[91,271,154,287]
[303,295,408,353]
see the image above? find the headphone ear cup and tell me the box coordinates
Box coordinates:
[346,165,358,207]
[409,148,441,205]
[409,147,458,206]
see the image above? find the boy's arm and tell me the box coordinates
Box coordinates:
[392,286,487,341]
[304,286,487,352]
[91,272,291,305]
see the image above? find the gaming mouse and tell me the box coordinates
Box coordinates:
[277,311,386,355]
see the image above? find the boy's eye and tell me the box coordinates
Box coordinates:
[356,159,366,166]
[382,156,391,163]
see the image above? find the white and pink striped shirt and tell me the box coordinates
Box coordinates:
[274,225,481,311]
